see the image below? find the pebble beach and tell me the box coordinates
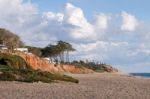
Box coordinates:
[0,73,150,99]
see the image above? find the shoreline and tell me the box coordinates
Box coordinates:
[104,71,150,79]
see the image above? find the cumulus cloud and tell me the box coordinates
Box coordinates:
[64,3,96,40]
[0,0,36,15]
[121,12,139,32]
[94,13,111,30]
[0,0,37,26]
[0,1,109,46]
[42,12,64,23]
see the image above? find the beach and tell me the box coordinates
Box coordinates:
[0,73,150,99]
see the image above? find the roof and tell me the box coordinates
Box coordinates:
[14,48,28,50]
[0,44,6,47]
[14,48,28,52]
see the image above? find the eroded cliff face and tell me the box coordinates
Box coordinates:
[0,50,118,73]
[17,53,93,74]
[61,65,94,74]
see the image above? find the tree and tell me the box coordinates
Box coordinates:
[41,44,60,63]
[0,28,24,51]
[25,46,42,57]
[56,40,76,63]
[42,40,75,63]
[65,42,75,62]
[56,41,67,63]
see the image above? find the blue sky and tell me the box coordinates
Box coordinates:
[30,0,150,21]
[0,0,150,73]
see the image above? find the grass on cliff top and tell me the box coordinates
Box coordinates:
[0,53,31,69]
[0,53,79,83]
[0,67,78,83]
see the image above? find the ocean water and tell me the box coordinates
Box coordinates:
[130,73,150,78]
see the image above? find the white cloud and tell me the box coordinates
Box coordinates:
[73,42,97,52]
[0,0,36,15]
[121,12,139,31]
[94,13,111,30]
[64,3,96,40]
[42,12,64,23]
[129,48,150,56]
[72,41,129,61]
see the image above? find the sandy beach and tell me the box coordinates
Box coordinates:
[0,73,150,99]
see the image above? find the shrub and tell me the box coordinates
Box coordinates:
[0,71,16,81]
[0,68,78,83]
[0,53,30,69]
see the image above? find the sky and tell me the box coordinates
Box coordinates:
[0,0,150,73]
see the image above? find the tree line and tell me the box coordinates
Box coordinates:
[70,60,108,72]
[0,28,75,63]
[25,41,75,63]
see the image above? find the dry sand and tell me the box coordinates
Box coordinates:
[0,73,150,99]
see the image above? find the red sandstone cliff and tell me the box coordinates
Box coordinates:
[0,50,117,73]
[16,52,93,74]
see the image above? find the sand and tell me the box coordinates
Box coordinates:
[0,73,150,99]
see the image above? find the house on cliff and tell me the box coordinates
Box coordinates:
[0,40,8,50]
[0,44,8,50]
[14,48,28,53]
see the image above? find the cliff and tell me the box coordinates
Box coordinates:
[15,52,93,74]
[0,53,79,83]
[0,50,117,74]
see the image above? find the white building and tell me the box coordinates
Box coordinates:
[43,57,59,64]
[14,48,28,53]
[0,44,8,50]
[43,58,51,63]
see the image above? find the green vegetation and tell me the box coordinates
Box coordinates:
[0,53,30,70]
[0,54,78,83]
[0,69,78,83]
[24,41,76,64]
[69,60,108,72]
[25,46,42,57]
[41,40,75,63]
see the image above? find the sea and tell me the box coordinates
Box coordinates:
[130,73,150,78]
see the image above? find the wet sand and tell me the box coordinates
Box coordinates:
[0,73,150,99]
